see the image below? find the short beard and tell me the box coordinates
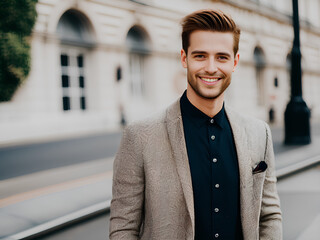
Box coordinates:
[187,76,229,100]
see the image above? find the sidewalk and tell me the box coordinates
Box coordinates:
[1,131,320,239]
[0,158,114,240]
[277,164,320,240]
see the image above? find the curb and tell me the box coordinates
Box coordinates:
[276,155,320,180]
[4,201,111,240]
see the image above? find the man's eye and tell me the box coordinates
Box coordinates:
[195,55,205,58]
[218,56,228,60]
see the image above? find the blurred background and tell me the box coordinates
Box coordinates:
[0,0,319,239]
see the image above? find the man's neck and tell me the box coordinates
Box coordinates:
[186,89,224,118]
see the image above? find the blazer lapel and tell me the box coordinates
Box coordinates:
[225,106,255,238]
[166,100,195,235]
[165,102,255,238]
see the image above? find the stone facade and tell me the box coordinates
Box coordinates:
[1,0,320,143]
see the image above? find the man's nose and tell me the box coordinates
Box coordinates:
[204,57,218,74]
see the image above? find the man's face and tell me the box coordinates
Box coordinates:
[181,30,239,101]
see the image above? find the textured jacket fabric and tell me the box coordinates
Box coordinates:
[109,100,282,240]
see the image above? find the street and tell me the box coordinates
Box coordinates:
[1,122,320,181]
[0,132,121,180]
[1,123,320,239]
[36,165,320,240]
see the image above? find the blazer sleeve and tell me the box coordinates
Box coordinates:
[109,125,145,240]
[259,123,283,239]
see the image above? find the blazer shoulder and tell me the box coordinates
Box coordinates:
[225,106,272,156]
[124,109,167,136]
[226,105,268,133]
[125,99,180,134]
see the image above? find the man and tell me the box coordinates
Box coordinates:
[110,9,282,240]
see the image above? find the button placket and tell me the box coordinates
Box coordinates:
[209,119,220,239]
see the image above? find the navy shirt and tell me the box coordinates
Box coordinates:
[180,91,243,240]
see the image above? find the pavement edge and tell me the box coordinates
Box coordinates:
[276,155,320,180]
[3,201,111,240]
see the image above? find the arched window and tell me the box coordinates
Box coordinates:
[57,10,94,47]
[126,26,150,98]
[254,47,266,106]
[56,10,94,111]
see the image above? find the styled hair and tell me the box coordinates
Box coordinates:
[181,9,241,56]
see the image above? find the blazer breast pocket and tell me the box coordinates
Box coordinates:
[253,171,266,200]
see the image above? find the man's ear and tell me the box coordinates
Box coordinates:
[181,49,188,68]
[232,52,240,72]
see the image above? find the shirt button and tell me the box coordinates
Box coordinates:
[214,208,219,213]
[215,184,220,188]
[211,135,215,141]
[210,119,214,124]
[215,233,219,238]
[212,158,217,163]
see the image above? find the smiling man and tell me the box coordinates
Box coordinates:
[110,10,282,240]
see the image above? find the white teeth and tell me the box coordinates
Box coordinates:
[200,77,219,82]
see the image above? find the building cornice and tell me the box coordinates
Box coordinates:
[215,0,320,34]
[215,0,290,23]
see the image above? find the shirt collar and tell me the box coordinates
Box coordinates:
[180,90,226,129]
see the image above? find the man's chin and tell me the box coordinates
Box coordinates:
[193,86,219,98]
[197,91,220,100]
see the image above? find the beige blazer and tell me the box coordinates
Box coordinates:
[109,100,282,240]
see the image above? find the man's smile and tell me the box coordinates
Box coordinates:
[198,76,222,85]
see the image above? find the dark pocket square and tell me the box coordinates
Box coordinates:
[252,161,268,174]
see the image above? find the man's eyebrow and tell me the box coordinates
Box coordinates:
[190,50,207,55]
[190,50,232,57]
[217,52,232,57]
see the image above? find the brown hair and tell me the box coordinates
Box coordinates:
[181,9,241,56]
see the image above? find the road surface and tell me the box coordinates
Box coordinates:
[38,165,320,240]
[0,132,121,180]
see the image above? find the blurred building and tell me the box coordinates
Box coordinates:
[1,0,320,143]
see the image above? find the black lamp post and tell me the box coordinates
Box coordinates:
[284,0,311,144]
